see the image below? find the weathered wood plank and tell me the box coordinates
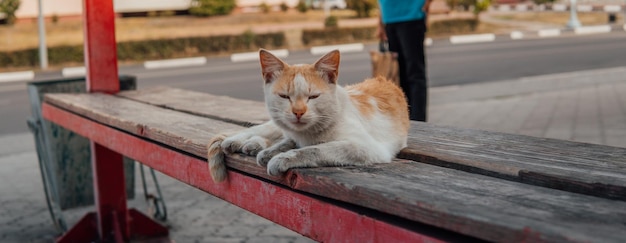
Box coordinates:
[44,93,245,159]
[290,163,626,243]
[117,86,270,127]
[400,122,626,200]
[119,87,626,201]
[44,93,626,243]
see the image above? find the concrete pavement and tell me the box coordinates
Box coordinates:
[1,66,625,242]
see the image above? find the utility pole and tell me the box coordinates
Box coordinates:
[566,0,581,28]
[37,0,48,70]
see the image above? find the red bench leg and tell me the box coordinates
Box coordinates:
[91,143,130,240]
[57,144,169,242]
[56,0,168,242]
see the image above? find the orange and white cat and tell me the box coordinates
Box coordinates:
[207,49,410,182]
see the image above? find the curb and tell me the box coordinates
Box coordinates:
[231,49,289,62]
[144,57,207,69]
[447,24,621,44]
[310,43,364,55]
[450,33,496,44]
[494,3,624,13]
[62,66,86,77]
[537,29,561,38]
[0,71,35,83]
[574,25,611,35]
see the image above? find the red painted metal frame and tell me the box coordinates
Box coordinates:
[42,102,447,243]
[83,0,119,93]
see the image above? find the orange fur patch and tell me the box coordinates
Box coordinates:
[346,76,410,131]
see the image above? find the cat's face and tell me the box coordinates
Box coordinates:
[259,49,340,132]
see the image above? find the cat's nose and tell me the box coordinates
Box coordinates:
[292,106,306,120]
[293,111,304,120]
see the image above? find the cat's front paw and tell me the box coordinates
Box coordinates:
[222,135,267,155]
[257,146,290,167]
[221,136,244,154]
[266,150,298,176]
[240,136,267,156]
[256,148,278,167]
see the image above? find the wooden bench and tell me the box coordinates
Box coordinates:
[43,1,626,242]
[43,86,626,242]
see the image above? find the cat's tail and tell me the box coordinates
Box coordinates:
[207,134,228,183]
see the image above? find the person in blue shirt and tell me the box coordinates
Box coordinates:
[377,0,432,122]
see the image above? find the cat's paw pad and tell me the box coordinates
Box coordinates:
[267,151,298,176]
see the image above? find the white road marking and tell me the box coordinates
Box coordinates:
[144,57,207,69]
[0,71,35,83]
[450,34,496,44]
[510,31,524,40]
[574,25,611,35]
[62,66,86,77]
[231,49,289,62]
[538,29,561,38]
[310,43,364,55]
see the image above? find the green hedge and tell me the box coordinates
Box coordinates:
[429,18,479,35]
[0,32,285,68]
[0,49,38,68]
[0,19,480,69]
[302,27,377,46]
[301,19,478,46]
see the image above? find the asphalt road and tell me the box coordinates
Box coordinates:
[1,31,625,136]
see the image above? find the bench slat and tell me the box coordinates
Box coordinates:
[44,92,245,159]
[117,86,269,127]
[401,123,626,200]
[44,92,626,243]
[291,163,626,243]
[119,87,626,201]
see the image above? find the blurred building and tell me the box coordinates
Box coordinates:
[10,0,301,21]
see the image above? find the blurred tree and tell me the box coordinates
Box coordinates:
[189,0,236,17]
[297,0,309,13]
[324,15,338,28]
[347,0,376,18]
[0,0,20,25]
[473,0,491,18]
[259,2,270,13]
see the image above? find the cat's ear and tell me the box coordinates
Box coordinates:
[314,50,340,84]
[259,49,286,84]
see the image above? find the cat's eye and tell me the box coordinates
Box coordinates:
[308,95,320,100]
[278,94,290,99]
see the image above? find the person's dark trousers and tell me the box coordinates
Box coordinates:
[385,19,428,122]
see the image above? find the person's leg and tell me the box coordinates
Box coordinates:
[391,19,428,122]
[384,22,406,84]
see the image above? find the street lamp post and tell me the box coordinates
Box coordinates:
[566,0,581,28]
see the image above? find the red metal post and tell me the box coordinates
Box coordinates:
[83,0,127,240]
[83,0,119,93]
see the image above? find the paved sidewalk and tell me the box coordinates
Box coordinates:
[1,66,625,242]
